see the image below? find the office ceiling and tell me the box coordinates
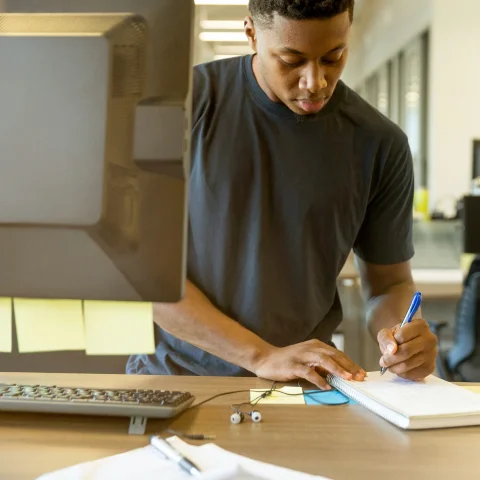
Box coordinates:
[195,4,250,59]
[198,5,248,20]
[195,1,367,60]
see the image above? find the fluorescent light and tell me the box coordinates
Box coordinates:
[201,20,244,30]
[199,31,247,42]
[195,0,248,5]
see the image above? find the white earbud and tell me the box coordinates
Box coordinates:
[249,410,262,423]
[230,412,244,424]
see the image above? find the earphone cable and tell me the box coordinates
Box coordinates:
[156,381,348,439]
[190,380,349,411]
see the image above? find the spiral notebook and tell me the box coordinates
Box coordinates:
[327,371,480,430]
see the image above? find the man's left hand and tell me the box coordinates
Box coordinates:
[377,319,438,381]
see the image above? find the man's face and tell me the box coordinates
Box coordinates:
[246,12,351,115]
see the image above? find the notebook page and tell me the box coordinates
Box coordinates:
[336,371,480,418]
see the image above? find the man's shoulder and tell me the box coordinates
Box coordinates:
[192,56,246,128]
[339,82,408,148]
[194,55,245,89]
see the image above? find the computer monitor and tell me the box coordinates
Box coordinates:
[0,1,194,302]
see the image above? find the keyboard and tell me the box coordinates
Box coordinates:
[0,383,195,419]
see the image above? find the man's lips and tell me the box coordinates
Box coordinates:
[296,98,326,114]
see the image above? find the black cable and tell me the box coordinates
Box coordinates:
[156,388,268,440]
[252,383,350,406]
[190,381,351,409]
[159,381,349,439]
[193,381,350,410]
[188,389,253,409]
[232,382,277,411]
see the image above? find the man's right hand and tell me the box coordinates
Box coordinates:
[252,340,367,390]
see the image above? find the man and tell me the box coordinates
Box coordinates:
[127,0,438,389]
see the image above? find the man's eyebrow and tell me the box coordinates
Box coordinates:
[278,44,346,56]
[325,44,347,54]
[278,47,304,55]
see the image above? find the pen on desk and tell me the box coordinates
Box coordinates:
[150,435,202,477]
[380,291,422,376]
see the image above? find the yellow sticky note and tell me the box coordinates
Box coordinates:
[0,298,12,353]
[14,299,85,353]
[460,253,475,276]
[84,301,155,355]
[462,386,480,394]
[250,386,305,405]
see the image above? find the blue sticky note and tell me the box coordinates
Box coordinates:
[304,390,357,405]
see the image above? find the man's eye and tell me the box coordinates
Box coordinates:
[322,55,343,65]
[280,58,304,67]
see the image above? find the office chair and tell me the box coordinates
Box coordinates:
[431,258,480,382]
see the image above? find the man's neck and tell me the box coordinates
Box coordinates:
[251,54,281,104]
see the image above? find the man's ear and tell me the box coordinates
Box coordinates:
[244,16,257,52]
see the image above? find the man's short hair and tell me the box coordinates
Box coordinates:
[249,0,355,28]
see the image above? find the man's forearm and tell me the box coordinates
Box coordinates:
[365,281,421,337]
[153,279,273,372]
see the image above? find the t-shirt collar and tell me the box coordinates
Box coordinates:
[243,54,345,120]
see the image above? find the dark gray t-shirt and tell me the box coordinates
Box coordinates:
[127,55,414,377]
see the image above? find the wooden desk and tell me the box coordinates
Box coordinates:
[1,373,479,480]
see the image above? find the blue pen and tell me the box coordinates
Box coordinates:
[380,292,422,375]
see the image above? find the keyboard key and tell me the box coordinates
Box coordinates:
[88,397,105,403]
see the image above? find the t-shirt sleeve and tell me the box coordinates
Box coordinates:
[353,137,415,265]
[191,65,211,131]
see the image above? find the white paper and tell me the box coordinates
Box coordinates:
[37,437,331,480]
[345,371,480,418]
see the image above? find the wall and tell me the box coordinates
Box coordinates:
[427,0,480,209]
[343,0,434,88]
[345,0,479,210]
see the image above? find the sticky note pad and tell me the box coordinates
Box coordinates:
[304,389,356,405]
[463,386,480,395]
[250,386,305,405]
[84,301,155,355]
[14,299,85,353]
[0,298,12,352]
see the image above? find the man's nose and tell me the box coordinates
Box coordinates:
[300,63,327,93]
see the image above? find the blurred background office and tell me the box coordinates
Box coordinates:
[0,0,478,380]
